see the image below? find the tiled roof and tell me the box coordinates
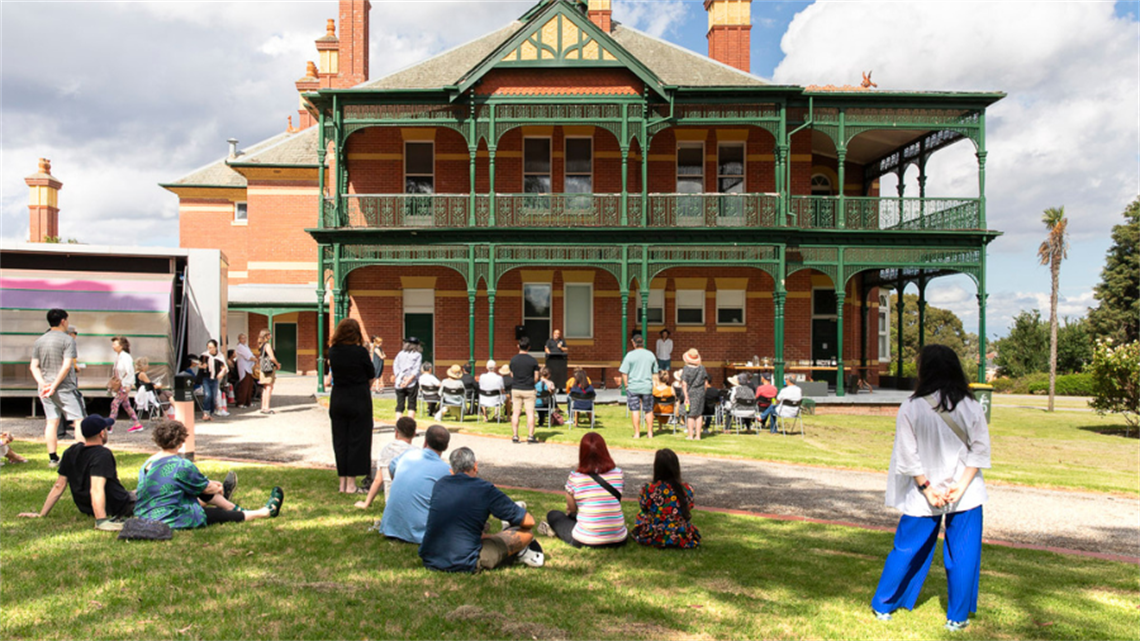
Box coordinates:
[610,24,768,88]
[163,128,319,188]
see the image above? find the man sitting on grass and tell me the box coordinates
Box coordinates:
[380,424,450,544]
[356,416,417,509]
[18,415,134,531]
[419,447,543,572]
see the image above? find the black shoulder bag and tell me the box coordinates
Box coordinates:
[588,473,622,502]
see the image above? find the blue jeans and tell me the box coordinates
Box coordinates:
[657,359,670,373]
[759,404,777,432]
[202,378,218,414]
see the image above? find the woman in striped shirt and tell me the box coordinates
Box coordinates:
[538,432,628,547]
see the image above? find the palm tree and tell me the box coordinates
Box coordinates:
[1038,206,1069,412]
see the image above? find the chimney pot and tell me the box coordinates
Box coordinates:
[25,158,62,243]
[587,0,612,32]
[326,18,336,37]
[227,138,239,159]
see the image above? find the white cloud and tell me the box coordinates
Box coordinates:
[614,0,690,38]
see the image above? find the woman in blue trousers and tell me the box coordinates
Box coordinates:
[871,344,992,632]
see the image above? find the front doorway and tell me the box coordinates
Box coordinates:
[404,313,434,364]
[811,289,838,386]
[275,323,297,373]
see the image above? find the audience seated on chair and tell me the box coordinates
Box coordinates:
[437,365,467,421]
[535,367,558,427]
[774,377,804,434]
[651,370,676,429]
[381,425,451,544]
[418,364,442,416]
[477,361,505,420]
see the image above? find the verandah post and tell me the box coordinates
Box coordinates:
[774,244,787,384]
[835,290,846,397]
[977,248,988,383]
[896,277,905,383]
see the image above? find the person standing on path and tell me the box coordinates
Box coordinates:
[392,337,423,421]
[655,329,674,374]
[871,344,992,632]
[233,333,256,408]
[108,336,144,432]
[620,334,659,439]
[63,325,86,439]
[257,329,281,414]
[326,319,375,495]
[29,309,85,466]
[544,329,569,391]
[679,349,709,441]
[201,340,228,420]
[370,336,387,394]
[509,337,540,444]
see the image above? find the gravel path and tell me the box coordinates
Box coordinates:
[5,376,1137,559]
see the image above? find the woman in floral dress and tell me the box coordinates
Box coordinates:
[632,448,700,549]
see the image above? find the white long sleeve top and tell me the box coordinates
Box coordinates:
[885,392,992,517]
[115,351,136,391]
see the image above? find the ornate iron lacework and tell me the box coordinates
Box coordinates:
[844,248,981,286]
[492,246,624,283]
[845,108,978,126]
[343,104,469,122]
[494,104,624,121]
[646,245,780,280]
[343,245,469,263]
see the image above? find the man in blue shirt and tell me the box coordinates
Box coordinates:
[381,425,450,544]
[419,447,541,573]
[619,334,659,439]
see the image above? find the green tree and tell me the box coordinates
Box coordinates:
[1056,316,1093,374]
[1038,206,1069,411]
[994,309,1049,378]
[1087,339,1139,436]
[1087,199,1139,344]
[888,293,979,375]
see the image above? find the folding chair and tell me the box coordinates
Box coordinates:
[464,384,478,416]
[419,384,441,417]
[535,386,555,427]
[478,388,504,423]
[727,389,758,434]
[776,399,805,436]
[653,391,677,434]
[134,387,165,422]
[700,389,722,433]
[568,390,596,429]
[439,388,467,422]
[756,396,775,433]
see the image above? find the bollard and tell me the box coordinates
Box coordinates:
[969,383,993,424]
[173,372,196,460]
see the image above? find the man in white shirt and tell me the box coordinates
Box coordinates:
[654,329,674,373]
[233,334,256,408]
[771,377,804,433]
[418,363,442,417]
[477,360,504,420]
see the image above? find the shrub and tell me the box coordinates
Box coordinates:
[1027,373,1095,397]
[991,377,1015,393]
[1087,340,1139,435]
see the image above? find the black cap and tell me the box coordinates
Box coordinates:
[81,414,115,438]
[404,336,420,345]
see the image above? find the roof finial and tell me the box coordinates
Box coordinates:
[861,71,878,89]
[287,115,300,134]
[326,18,336,37]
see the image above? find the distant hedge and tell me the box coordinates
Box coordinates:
[992,372,1094,396]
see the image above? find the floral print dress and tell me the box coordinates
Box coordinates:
[632,480,701,549]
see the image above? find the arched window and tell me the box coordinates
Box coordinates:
[811,174,833,196]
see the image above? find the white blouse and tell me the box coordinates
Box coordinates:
[115,351,136,391]
[885,392,992,517]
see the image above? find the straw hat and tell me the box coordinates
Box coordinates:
[499,363,511,376]
[683,348,701,366]
[447,364,463,380]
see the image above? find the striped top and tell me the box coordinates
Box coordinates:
[566,469,628,545]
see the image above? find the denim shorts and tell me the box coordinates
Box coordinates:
[626,393,654,413]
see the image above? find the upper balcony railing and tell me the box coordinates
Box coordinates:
[324,194,982,232]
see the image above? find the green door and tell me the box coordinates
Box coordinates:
[404,313,434,365]
[811,318,837,385]
[275,323,297,374]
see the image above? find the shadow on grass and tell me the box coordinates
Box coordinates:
[1075,425,1138,439]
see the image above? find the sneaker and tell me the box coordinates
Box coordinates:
[873,610,892,622]
[517,540,544,567]
[536,521,555,537]
[367,519,383,533]
[501,500,527,531]
[433,410,443,422]
[526,436,538,444]
[48,458,61,469]
[265,487,284,517]
[216,410,231,417]
[94,518,124,532]
[222,470,238,502]
[945,620,969,632]
[127,424,144,433]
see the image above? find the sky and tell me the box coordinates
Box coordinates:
[2,0,1137,341]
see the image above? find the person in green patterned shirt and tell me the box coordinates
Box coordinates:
[134,421,283,528]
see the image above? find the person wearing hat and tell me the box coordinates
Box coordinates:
[436,364,467,421]
[392,337,424,421]
[679,349,710,440]
[18,415,134,531]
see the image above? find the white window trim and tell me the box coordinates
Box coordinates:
[522,282,553,352]
[675,288,705,326]
[637,288,665,325]
[878,292,891,362]
[232,202,248,225]
[523,136,553,194]
[563,135,594,195]
[716,289,746,326]
[563,282,594,339]
[717,142,746,194]
[404,140,435,195]
[811,173,833,196]
[676,141,705,193]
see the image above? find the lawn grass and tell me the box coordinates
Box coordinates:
[2,445,1137,640]
[371,400,1140,496]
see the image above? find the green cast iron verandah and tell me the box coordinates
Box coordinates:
[305,81,1002,395]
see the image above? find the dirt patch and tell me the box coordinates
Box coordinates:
[446,605,568,640]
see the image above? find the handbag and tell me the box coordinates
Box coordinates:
[117,517,173,541]
[107,376,122,395]
[259,348,275,375]
[551,408,565,426]
[587,472,622,502]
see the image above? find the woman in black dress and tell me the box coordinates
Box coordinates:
[327,319,374,494]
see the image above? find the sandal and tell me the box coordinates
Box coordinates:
[526,436,538,444]
[265,487,284,517]
[511,436,520,443]
[260,410,276,415]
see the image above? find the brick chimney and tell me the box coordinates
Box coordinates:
[295,61,320,129]
[25,158,62,243]
[335,0,370,88]
[315,19,340,89]
[705,0,752,73]
[588,0,612,32]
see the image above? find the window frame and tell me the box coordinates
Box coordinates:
[878,292,891,362]
[675,288,705,326]
[233,202,248,225]
[637,288,665,325]
[810,173,833,196]
[563,136,594,195]
[716,289,746,326]
[716,142,746,194]
[522,282,553,353]
[523,136,553,194]
[404,140,435,195]
[676,141,705,194]
[563,282,594,339]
